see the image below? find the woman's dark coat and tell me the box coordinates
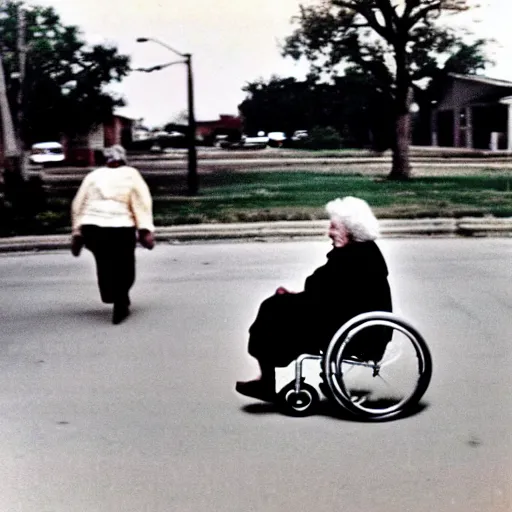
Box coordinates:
[248,241,392,367]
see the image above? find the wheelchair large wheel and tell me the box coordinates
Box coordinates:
[323,312,432,421]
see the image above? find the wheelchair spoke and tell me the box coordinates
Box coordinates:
[379,346,402,368]
[375,372,399,392]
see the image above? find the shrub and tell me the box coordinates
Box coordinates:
[295,126,343,150]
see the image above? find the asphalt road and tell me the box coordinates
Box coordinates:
[0,239,511,512]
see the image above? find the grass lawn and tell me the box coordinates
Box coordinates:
[3,169,512,236]
[151,171,512,225]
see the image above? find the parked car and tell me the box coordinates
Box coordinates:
[219,139,243,149]
[291,130,309,141]
[220,131,268,150]
[267,131,287,147]
[213,134,229,147]
[29,142,65,166]
[241,131,268,149]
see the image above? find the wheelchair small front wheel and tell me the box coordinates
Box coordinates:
[278,381,319,417]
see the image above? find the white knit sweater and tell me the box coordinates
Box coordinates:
[71,165,155,235]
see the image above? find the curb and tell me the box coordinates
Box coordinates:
[1,217,512,253]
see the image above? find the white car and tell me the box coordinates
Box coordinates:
[291,130,309,141]
[267,131,287,147]
[29,142,65,166]
[219,131,269,149]
[242,131,269,149]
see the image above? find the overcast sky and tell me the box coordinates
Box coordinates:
[28,0,512,127]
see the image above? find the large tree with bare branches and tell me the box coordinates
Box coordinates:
[283,0,486,179]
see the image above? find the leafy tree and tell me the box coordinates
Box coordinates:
[238,75,393,149]
[239,76,345,136]
[0,1,130,145]
[239,38,488,151]
[283,0,490,179]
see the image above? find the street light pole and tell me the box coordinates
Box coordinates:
[136,38,198,195]
[184,53,198,195]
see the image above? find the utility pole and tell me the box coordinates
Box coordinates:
[15,4,26,179]
[0,53,21,202]
[0,55,19,158]
[0,2,25,204]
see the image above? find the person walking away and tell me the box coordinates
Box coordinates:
[70,144,155,324]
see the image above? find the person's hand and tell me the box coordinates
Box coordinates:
[71,234,84,257]
[275,286,290,295]
[138,229,155,250]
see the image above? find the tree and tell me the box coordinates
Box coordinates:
[0,1,130,232]
[239,76,341,136]
[0,1,130,146]
[283,0,489,179]
[238,75,393,149]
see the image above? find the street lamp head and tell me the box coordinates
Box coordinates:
[135,37,185,58]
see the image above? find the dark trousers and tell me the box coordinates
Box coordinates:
[81,225,136,305]
[248,293,317,368]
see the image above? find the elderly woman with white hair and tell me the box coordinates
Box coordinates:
[71,144,155,324]
[236,196,392,402]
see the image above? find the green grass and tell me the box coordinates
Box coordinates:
[3,170,512,236]
[151,171,512,225]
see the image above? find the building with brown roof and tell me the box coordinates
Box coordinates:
[432,73,512,151]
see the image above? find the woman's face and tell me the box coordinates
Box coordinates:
[328,219,350,247]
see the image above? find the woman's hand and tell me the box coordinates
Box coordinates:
[71,234,84,257]
[138,229,155,250]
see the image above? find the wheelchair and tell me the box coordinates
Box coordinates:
[277,311,433,421]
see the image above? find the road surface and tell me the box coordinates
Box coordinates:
[0,239,510,511]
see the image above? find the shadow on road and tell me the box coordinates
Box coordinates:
[65,305,149,325]
[241,399,430,422]
[74,308,113,323]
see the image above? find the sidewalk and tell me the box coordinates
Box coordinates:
[1,217,511,253]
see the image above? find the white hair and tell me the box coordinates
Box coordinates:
[325,196,380,241]
[103,144,127,163]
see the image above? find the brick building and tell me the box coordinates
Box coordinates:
[195,115,242,144]
[64,113,134,166]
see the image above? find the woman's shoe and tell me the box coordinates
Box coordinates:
[112,302,130,325]
[235,379,276,402]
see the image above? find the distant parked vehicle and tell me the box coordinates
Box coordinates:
[220,131,268,149]
[267,131,287,147]
[213,134,229,147]
[291,130,309,141]
[242,131,269,149]
[29,142,65,166]
[219,140,242,149]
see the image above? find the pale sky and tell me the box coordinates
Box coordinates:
[27,0,512,127]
